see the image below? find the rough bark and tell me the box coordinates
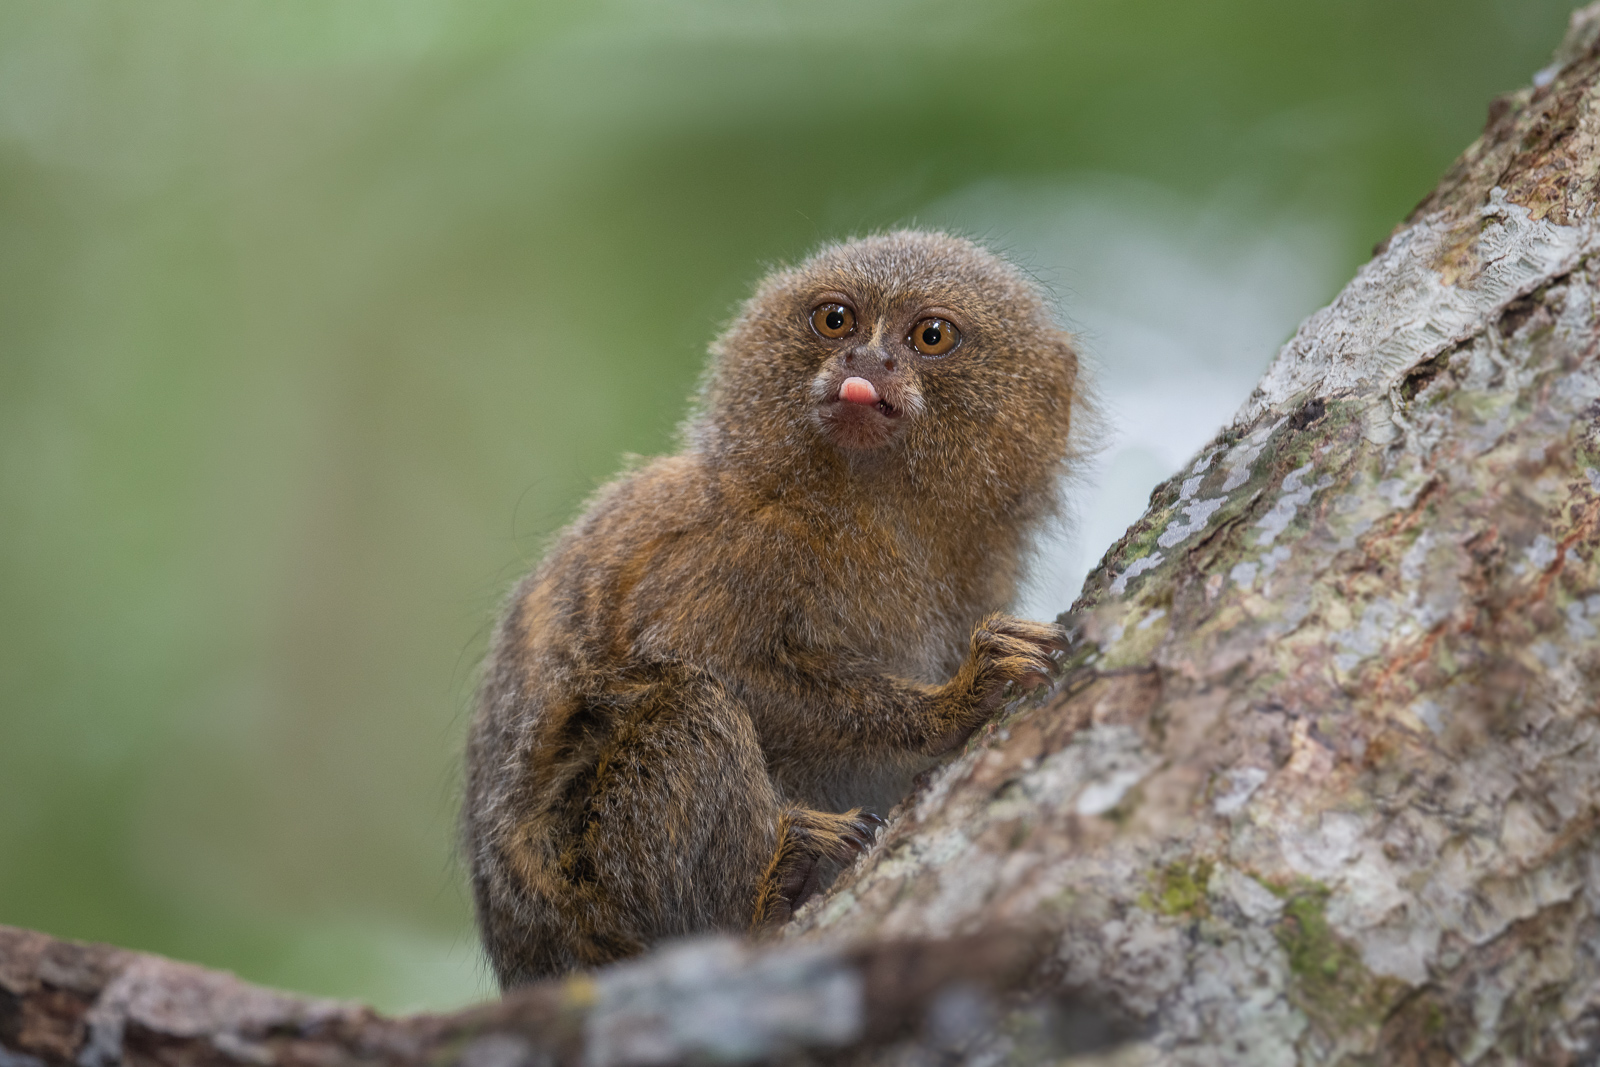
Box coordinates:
[0,924,1119,1067]
[8,6,1600,1066]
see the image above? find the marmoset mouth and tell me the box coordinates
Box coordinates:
[810,371,915,450]
[816,395,905,451]
[830,375,901,417]
[820,390,902,420]
[831,395,900,417]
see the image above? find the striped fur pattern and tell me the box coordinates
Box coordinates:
[464,232,1079,987]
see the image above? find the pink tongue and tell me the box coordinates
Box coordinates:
[839,376,880,405]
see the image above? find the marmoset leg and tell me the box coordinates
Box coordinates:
[471,663,878,986]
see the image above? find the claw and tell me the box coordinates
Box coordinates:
[861,812,888,828]
[838,832,868,853]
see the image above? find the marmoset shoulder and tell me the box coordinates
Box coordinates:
[463,230,1081,988]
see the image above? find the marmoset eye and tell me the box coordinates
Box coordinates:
[811,303,855,338]
[910,317,960,356]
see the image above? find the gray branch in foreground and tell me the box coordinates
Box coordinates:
[0,924,1131,1067]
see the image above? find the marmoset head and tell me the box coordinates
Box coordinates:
[696,232,1078,498]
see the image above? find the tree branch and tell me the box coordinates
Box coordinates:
[1,924,1125,1067]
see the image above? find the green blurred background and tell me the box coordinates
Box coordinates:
[0,0,1575,1011]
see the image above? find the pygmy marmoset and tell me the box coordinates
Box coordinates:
[464,231,1080,987]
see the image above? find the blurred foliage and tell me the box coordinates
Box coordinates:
[0,0,1574,1011]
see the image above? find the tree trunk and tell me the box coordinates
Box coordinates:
[9,6,1600,1066]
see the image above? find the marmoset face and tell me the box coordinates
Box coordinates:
[706,231,1074,469]
[803,287,966,451]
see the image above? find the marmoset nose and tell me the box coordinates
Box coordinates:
[844,346,896,372]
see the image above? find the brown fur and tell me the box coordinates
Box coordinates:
[464,231,1080,988]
